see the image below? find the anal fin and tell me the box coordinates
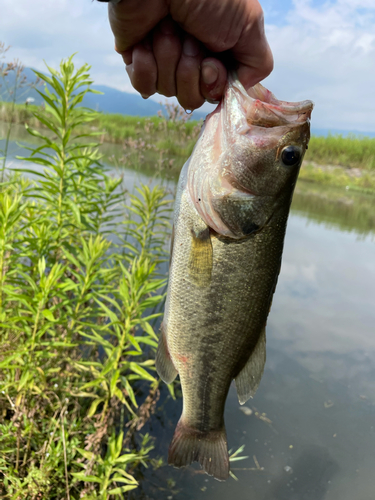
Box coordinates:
[155,323,178,384]
[235,327,266,405]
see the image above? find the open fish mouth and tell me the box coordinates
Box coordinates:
[187,74,313,239]
[226,74,314,129]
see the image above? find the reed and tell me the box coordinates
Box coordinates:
[305,134,375,170]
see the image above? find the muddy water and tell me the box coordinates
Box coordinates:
[2,122,375,500]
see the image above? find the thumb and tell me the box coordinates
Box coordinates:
[236,42,274,91]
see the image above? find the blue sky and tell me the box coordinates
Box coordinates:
[1,0,375,133]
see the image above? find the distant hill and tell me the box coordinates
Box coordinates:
[0,67,206,119]
[3,68,375,137]
[310,127,375,138]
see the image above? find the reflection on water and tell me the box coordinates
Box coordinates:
[2,122,375,499]
[135,214,375,500]
[0,121,176,195]
[292,182,375,237]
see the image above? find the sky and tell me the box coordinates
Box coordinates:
[0,0,374,133]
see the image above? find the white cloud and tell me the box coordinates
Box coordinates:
[263,0,375,132]
[0,0,135,91]
[0,0,374,131]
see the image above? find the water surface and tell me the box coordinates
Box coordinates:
[2,122,375,500]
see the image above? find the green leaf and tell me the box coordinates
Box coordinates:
[128,362,156,382]
[108,485,138,495]
[167,382,176,399]
[114,453,139,464]
[42,309,55,322]
[121,376,138,408]
[71,473,101,483]
[87,397,106,418]
[75,448,96,461]
[110,369,120,396]
[114,387,126,404]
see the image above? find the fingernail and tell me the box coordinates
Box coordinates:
[141,94,149,99]
[160,17,175,35]
[202,62,219,86]
[183,37,199,57]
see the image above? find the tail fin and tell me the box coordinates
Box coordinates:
[168,419,229,481]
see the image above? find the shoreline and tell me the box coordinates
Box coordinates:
[1,102,375,194]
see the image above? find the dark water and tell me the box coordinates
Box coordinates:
[2,122,375,500]
[138,213,375,500]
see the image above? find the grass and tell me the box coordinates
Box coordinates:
[2,102,375,170]
[305,134,375,170]
[0,100,201,157]
[299,162,375,194]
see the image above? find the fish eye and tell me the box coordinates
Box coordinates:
[281,146,301,167]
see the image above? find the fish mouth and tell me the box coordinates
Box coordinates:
[228,74,314,129]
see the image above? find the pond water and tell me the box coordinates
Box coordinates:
[2,122,375,500]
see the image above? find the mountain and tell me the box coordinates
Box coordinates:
[310,127,375,138]
[0,67,206,119]
[3,68,375,135]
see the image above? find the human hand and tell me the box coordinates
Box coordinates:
[103,0,273,111]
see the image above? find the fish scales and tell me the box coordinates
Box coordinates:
[156,75,313,480]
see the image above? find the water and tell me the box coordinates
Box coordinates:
[139,216,375,500]
[2,122,375,499]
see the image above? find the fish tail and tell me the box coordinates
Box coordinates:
[168,419,229,481]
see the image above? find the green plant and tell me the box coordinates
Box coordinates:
[0,55,172,499]
[0,42,40,182]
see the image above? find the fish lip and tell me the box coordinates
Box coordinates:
[228,72,314,128]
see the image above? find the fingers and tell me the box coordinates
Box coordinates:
[230,1,274,89]
[108,0,275,109]
[108,0,167,52]
[200,58,227,104]
[152,21,209,111]
[128,23,209,109]
[153,17,181,97]
[169,0,274,89]
[128,38,157,98]
[129,36,227,109]
[175,35,205,110]
[237,45,273,92]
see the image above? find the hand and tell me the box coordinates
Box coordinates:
[106,0,273,110]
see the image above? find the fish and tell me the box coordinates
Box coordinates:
[155,74,313,481]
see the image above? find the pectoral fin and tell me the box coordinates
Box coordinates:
[156,323,178,384]
[188,226,213,287]
[235,327,266,404]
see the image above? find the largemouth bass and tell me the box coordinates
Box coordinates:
[156,75,313,480]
